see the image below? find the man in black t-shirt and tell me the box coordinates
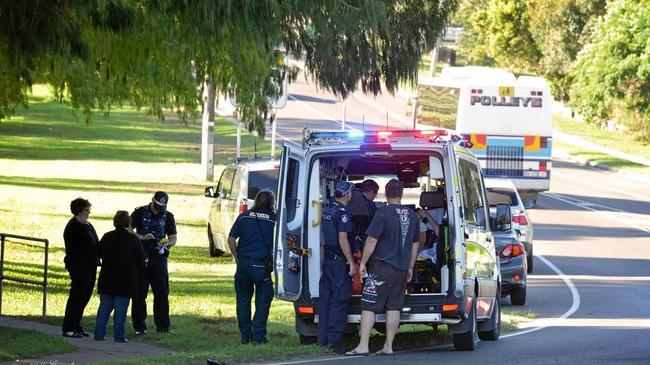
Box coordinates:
[346,179,420,356]
[129,191,177,335]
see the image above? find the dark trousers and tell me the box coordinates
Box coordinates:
[132,256,170,331]
[62,266,97,333]
[317,259,352,346]
[234,257,273,343]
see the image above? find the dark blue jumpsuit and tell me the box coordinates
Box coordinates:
[317,201,353,347]
[228,208,276,344]
[131,205,176,332]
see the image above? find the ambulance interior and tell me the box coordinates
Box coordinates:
[308,152,451,298]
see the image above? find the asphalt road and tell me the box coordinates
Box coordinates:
[258,76,650,365]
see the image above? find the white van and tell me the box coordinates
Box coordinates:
[273,129,502,351]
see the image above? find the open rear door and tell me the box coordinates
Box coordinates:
[274,142,306,301]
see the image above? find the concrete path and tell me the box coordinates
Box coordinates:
[0,317,169,365]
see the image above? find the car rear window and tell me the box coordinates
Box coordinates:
[486,188,518,207]
[248,169,279,199]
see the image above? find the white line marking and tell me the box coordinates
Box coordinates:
[288,94,358,131]
[553,171,650,202]
[501,254,580,338]
[542,192,650,234]
[260,254,580,365]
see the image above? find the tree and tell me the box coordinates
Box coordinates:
[569,0,650,141]
[0,1,458,134]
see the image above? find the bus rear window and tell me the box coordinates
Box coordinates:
[248,169,279,199]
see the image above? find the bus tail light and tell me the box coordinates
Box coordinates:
[539,161,548,172]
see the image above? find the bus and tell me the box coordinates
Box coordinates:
[417,66,553,206]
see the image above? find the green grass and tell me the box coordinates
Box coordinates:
[0,86,533,364]
[554,115,650,176]
[0,326,76,361]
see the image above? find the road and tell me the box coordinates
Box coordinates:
[257,75,650,364]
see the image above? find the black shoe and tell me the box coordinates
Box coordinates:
[330,343,347,355]
[252,338,269,345]
[241,338,251,344]
[207,360,226,365]
[77,330,90,337]
[135,330,147,336]
[115,338,129,343]
[156,328,175,334]
[62,331,82,338]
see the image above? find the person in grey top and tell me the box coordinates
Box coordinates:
[346,179,420,356]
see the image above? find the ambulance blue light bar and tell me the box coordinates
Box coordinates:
[304,129,448,146]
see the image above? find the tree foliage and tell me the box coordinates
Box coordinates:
[0,0,457,134]
[570,0,650,141]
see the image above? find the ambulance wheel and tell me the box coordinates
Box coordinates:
[299,334,317,345]
[453,300,477,351]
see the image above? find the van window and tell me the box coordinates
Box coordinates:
[248,169,279,199]
[458,159,487,227]
[218,168,235,199]
[232,169,242,198]
[285,157,300,222]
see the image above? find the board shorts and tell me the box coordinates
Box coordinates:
[360,260,408,313]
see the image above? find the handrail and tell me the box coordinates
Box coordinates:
[0,233,49,321]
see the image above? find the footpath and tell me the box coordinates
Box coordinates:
[0,317,168,365]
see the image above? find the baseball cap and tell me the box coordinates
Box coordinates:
[334,181,353,196]
[153,191,169,212]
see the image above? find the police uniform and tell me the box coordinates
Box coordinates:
[229,207,277,344]
[317,183,353,350]
[131,192,176,333]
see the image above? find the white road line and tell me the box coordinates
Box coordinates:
[287,94,358,131]
[553,171,650,202]
[260,254,580,365]
[501,254,580,338]
[542,192,650,234]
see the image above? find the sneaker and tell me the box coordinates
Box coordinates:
[115,338,129,343]
[135,330,147,336]
[156,328,175,334]
[94,337,106,341]
[77,330,90,337]
[62,331,82,338]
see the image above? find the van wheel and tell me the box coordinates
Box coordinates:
[208,224,224,257]
[511,286,527,306]
[299,334,317,345]
[478,295,501,341]
[453,300,477,351]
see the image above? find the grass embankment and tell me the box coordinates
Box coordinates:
[0,86,532,364]
[0,326,75,361]
[553,114,650,177]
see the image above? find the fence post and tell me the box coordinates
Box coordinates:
[42,239,49,321]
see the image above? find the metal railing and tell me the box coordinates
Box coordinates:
[0,233,49,321]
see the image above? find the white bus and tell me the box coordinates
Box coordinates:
[417,67,553,205]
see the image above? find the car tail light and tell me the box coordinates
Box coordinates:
[513,214,528,226]
[297,306,314,314]
[500,243,525,258]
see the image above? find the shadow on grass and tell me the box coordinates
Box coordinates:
[571,152,646,168]
[0,175,206,196]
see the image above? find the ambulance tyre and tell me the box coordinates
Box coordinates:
[478,288,501,341]
[453,300,477,351]
[299,334,317,345]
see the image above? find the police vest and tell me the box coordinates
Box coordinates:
[321,202,349,255]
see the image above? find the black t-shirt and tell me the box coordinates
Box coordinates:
[365,204,419,271]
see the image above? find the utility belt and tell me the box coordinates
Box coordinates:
[324,251,347,262]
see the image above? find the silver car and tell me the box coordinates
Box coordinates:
[485,178,534,273]
[204,159,279,257]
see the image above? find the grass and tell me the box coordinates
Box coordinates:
[0,86,533,364]
[0,326,75,361]
[553,114,650,177]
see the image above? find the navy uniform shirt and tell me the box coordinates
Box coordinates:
[229,208,277,259]
[321,201,353,255]
[131,205,177,255]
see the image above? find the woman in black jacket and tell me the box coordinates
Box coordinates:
[94,210,145,342]
[62,197,99,338]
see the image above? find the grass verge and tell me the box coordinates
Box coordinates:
[0,326,75,361]
[554,115,650,177]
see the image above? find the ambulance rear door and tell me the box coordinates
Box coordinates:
[274,141,306,301]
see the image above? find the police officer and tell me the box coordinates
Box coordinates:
[227,190,277,345]
[130,191,177,335]
[318,181,358,354]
